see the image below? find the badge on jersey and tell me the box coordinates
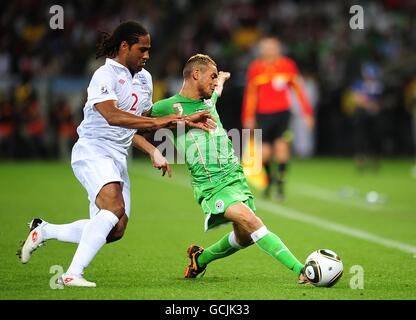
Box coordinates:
[204,99,213,108]
[138,74,148,85]
[272,75,289,90]
[215,199,225,212]
[99,85,108,94]
[173,103,183,115]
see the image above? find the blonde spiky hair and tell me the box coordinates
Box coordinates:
[182,54,217,79]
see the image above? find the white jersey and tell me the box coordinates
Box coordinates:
[77,58,153,155]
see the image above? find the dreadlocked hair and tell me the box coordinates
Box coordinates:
[96,21,148,59]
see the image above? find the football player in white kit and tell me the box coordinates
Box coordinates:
[17,21,215,287]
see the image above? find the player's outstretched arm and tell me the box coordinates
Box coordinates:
[96,100,215,132]
[95,100,182,130]
[132,134,171,177]
[215,71,231,97]
[183,111,217,131]
[290,76,315,129]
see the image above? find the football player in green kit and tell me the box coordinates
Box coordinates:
[151,54,308,284]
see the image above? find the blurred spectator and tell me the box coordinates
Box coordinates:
[350,62,384,172]
[404,74,416,176]
[49,100,78,160]
[164,57,183,97]
[1,0,415,159]
[291,71,320,158]
[21,92,47,159]
[0,95,16,158]
[12,73,47,158]
[241,37,314,200]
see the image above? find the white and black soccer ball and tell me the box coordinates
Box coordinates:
[304,249,343,287]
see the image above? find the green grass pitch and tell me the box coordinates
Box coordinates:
[0,158,415,300]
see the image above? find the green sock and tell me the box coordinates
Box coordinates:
[197,233,240,267]
[255,231,304,275]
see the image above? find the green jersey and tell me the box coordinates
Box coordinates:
[152,92,255,230]
[151,92,240,186]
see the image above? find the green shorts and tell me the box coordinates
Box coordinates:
[192,166,256,231]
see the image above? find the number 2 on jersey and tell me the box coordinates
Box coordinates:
[130,93,138,112]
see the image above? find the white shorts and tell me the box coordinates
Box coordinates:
[71,138,131,218]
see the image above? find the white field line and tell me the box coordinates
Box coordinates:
[294,184,379,211]
[134,168,416,256]
[254,198,416,255]
[295,184,415,214]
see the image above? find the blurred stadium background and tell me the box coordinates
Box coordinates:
[1,0,416,161]
[1,0,416,300]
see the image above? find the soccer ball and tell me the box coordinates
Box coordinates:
[304,249,343,287]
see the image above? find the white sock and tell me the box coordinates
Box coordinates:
[43,220,89,243]
[66,210,119,276]
[250,226,269,242]
[228,231,245,249]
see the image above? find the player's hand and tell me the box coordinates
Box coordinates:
[304,115,315,130]
[151,148,171,177]
[215,71,231,97]
[156,114,183,129]
[218,71,231,82]
[183,110,217,131]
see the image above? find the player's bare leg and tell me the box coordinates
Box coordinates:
[107,213,128,243]
[262,142,272,197]
[231,222,254,247]
[60,182,126,287]
[273,137,290,201]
